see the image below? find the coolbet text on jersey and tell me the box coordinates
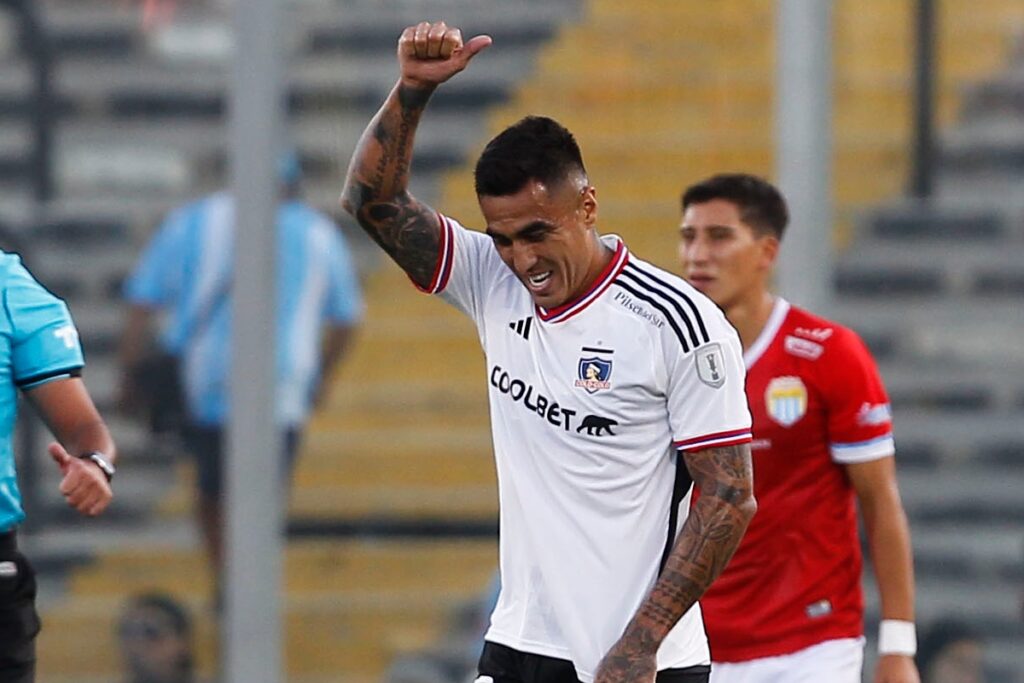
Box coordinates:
[420,216,752,682]
[699,298,895,662]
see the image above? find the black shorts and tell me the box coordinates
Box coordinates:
[0,531,40,683]
[183,424,301,500]
[478,641,710,683]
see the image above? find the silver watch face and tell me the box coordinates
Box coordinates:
[85,452,114,477]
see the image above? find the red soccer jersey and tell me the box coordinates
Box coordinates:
[699,299,895,663]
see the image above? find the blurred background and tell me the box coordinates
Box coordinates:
[1,0,1022,681]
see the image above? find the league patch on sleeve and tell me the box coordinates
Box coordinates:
[694,342,726,389]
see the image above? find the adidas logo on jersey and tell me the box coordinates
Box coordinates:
[795,326,833,341]
[508,317,532,340]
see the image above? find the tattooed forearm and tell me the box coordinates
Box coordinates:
[627,444,755,645]
[342,82,442,288]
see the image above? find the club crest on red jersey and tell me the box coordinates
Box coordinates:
[575,357,612,393]
[765,376,808,427]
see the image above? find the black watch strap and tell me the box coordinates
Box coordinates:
[78,451,115,482]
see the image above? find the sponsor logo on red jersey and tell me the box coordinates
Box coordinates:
[784,335,824,360]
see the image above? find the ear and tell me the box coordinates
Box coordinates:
[759,234,780,270]
[580,185,598,227]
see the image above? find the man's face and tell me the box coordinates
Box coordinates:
[479,177,600,309]
[678,198,778,311]
[118,607,190,683]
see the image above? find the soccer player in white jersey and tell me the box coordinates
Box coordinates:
[341,22,756,683]
[677,174,920,683]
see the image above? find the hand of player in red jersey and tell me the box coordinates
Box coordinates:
[875,654,921,683]
[397,21,492,90]
[49,442,112,517]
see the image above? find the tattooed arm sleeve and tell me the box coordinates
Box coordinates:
[341,82,442,289]
[604,444,756,665]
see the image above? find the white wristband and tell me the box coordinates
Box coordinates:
[878,619,917,656]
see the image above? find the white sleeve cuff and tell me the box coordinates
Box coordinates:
[831,434,895,464]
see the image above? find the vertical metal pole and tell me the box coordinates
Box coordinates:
[20,0,55,205]
[226,0,286,680]
[911,0,936,199]
[775,0,834,314]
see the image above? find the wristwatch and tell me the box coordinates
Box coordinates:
[78,451,115,482]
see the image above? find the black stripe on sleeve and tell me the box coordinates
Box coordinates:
[659,451,695,575]
[17,366,83,390]
[611,280,692,353]
[624,262,710,344]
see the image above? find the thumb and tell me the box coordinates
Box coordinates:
[48,442,72,471]
[458,34,493,63]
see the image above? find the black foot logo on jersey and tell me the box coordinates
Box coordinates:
[576,415,617,437]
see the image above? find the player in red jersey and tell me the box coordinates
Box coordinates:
[677,174,920,683]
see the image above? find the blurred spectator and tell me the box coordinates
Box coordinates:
[385,573,501,683]
[916,618,985,683]
[0,248,116,683]
[118,153,363,603]
[117,593,196,683]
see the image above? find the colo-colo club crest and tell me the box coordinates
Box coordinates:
[575,356,612,394]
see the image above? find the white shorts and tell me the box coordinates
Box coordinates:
[710,637,865,683]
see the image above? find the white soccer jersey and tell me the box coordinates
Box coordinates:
[424,215,752,682]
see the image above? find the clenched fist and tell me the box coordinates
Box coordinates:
[398,21,492,90]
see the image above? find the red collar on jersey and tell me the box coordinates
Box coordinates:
[536,238,629,324]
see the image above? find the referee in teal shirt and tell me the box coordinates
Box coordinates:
[0,251,116,682]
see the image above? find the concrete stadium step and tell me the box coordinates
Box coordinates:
[69,538,495,596]
[298,428,494,478]
[962,69,1024,119]
[892,410,1024,462]
[38,592,479,679]
[896,467,1024,524]
[830,300,1024,368]
[43,539,497,677]
[312,403,489,432]
[155,472,498,522]
[911,523,1023,580]
[863,583,1024,679]
[289,484,498,521]
[834,240,1024,298]
[859,199,1013,240]
[864,575,1023,626]
[297,0,580,52]
[878,363,1024,413]
[319,381,489,426]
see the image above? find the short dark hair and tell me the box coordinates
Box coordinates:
[120,592,191,638]
[681,173,789,240]
[474,116,587,197]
